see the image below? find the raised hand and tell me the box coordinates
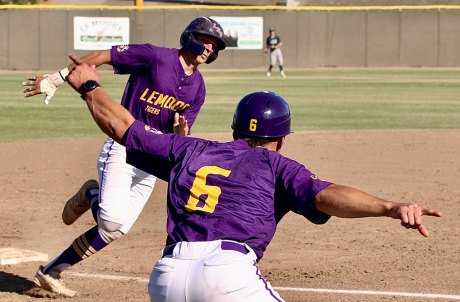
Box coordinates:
[23,75,57,105]
[23,67,69,105]
[66,54,99,93]
[173,113,189,137]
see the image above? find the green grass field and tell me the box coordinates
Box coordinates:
[1,69,459,142]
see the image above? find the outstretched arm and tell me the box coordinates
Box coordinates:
[66,54,134,144]
[315,184,441,237]
[22,50,111,104]
[66,50,112,71]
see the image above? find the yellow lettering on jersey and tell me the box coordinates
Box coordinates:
[146,90,159,104]
[185,166,231,213]
[145,105,160,115]
[139,88,149,101]
[153,94,168,106]
[163,96,176,109]
[179,103,191,111]
[170,100,184,111]
[139,88,190,112]
[168,98,178,109]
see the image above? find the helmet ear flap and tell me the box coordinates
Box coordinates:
[179,31,219,64]
[205,52,218,64]
[180,31,205,55]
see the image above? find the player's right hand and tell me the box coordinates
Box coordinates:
[22,74,57,105]
[389,203,442,237]
[67,54,100,92]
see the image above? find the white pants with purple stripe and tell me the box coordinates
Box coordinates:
[97,137,156,234]
[148,240,285,302]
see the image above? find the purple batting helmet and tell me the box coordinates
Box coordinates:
[231,91,292,138]
[180,17,226,64]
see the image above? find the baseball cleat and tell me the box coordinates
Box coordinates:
[280,71,286,78]
[266,71,271,77]
[62,179,99,225]
[33,266,77,297]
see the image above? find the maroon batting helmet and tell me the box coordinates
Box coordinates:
[180,17,226,64]
[231,91,292,138]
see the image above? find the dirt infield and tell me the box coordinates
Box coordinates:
[1,130,459,302]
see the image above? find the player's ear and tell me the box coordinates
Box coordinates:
[276,137,285,152]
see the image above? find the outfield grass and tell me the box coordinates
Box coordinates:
[0,69,459,142]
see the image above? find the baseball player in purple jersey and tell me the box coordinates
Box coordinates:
[62,54,442,301]
[22,17,226,297]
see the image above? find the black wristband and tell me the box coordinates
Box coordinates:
[58,70,66,81]
[79,80,101,100]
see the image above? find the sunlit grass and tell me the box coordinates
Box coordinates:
[1,69,459,141]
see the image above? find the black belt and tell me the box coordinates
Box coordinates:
[162,241,249,257]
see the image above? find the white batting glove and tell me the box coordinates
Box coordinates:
[23,67,69,105]
[41,68,69,105]
[40,74,58,105]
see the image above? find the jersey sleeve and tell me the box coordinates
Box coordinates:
[110,44,158,75]
[124,120,197,181]
[273,154,332,224]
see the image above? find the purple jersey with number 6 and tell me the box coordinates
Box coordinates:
[125,121,333,261]
[110,44,205,134]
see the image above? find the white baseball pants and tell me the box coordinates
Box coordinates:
[270,48,284,67]
[97,137,157,234]
[148,240,285,302]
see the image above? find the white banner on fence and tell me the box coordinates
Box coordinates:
[74,17,130,50]
[211,16,263,49]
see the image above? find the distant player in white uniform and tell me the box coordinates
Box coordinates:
[22,17,226,297]
[265,27,286,78]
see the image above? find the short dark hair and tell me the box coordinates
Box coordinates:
[232,131,281,148]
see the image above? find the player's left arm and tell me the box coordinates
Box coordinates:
[22,50,112,105]
[315,184,442,237]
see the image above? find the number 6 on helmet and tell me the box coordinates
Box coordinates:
[231,91,292,138]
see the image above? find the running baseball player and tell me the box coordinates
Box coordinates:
[63,54,441,301]
[265,27,286,78]
[22,17,226,297]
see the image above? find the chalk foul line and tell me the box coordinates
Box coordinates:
[69,272,460,300]
[274,287,460,300]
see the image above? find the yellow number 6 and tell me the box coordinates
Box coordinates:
[185,166,231,213]
[249,119,257,132]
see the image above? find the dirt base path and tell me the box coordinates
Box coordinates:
[1,130,459,302]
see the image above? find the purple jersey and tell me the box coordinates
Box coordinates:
[125,121,333,261]
[110,44,206,134]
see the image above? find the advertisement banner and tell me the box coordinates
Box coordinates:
[211,16,263,50]
[74,17,130,50]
